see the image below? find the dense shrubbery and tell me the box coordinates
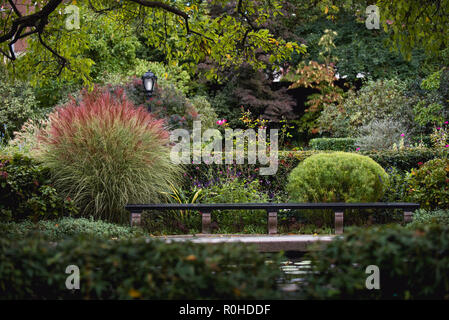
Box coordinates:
[318,79,417,140]
[287,152,389,202]
[0,72,39,141]
[309,138,356,151]
[406,209,449,229]
[33,87,180,223]
[202,178,268,233]
[0,236,282,299]
[0,217,145,241]
[362,148,445,172]
[0,153,78,222]
[407,158,449,209]
[300,224,449,299]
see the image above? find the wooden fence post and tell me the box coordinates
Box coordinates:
[404,211,413,224]
[130,212,142,227]
[268,211,278,235]
[334,211,344,235]
[201,211,211,234]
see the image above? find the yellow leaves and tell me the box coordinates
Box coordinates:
[285,42,293,49]
[128,288,141,298]
[233,288,241,296]
[185,255,197,261]
[324,7,329,14]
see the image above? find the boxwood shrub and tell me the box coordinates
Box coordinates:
[309,138,356,152]
[300,224,449,299]
[287,152,389,202]
[0,236,283,299]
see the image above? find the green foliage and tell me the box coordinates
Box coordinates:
[149,83,199,130]
[318,79,417,137]
[406,209,449,229]
[202,178,268,233]
[287,152,389,202]
[3,0,303,85]
[0,217,145,241]
[380,0,449,58]
[300,224,449,299]
[189,95,217,131]
[407,158,449,210]
[362,148,445,172]
[129,59,192,95]
[0,153,78,222]
[0,236,282,299]
[0,72,38,141]
[309,138,356,151]
[355,119,409,151]
[34,87,181,223]
[292,10,428,83]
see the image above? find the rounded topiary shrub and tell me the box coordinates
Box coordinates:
[34,87,180,223]
[287,152,389,202]
[407,158,449,209]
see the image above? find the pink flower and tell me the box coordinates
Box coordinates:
[386,19,394,25]
[216,119,227,125]
[356,148,361,151]
[445,145,449,148]
[400,133,405,137]
[437,127,441,130]
[445,121,448,124]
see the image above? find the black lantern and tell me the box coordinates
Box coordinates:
[142,70,157,98]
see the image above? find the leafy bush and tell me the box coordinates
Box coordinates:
[309,138,356,151]
[0,236,282,299]
[287,152,389,202]
[355,119,410,151]
[0,153,78,222]
[202,178,268,233]
[34,87,180,223]
[406,209,449,229]
[0,72,38,141]
[407,158,449,210]
[300,224,449,299]
[189,95,217,131]
[318,79,417,137]
[0,217,145,241]
[362,148,445,172]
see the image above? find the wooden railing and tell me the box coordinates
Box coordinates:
[125,202,420,235]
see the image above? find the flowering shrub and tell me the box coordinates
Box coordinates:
[0,153,78,222]
[34,87,180,223]
[407,158,449,210]
[430,122,449,148]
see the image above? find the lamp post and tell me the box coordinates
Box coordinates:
[142,70,157,112]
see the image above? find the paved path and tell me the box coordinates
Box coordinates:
[152,234,337,252]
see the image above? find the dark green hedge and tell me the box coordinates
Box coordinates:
[184,149,444,199]
[309,138,356,152]
[0,236,282,299]
[0,153,78,222]
[300,224,449,299]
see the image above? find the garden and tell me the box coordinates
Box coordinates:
[1,0,449,301]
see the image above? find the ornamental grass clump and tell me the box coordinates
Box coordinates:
[287,152,389,202]
[35,87,180,223]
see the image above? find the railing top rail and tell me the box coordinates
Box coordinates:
[125,202,420,212]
